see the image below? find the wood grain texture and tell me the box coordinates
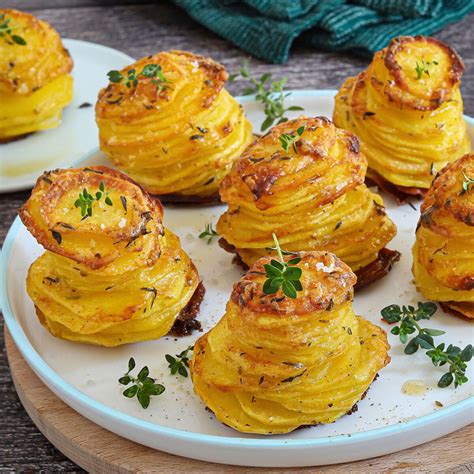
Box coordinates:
[5,328,474,473]
[0,2,473,471]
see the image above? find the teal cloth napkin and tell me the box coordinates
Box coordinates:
[171,0,474,63]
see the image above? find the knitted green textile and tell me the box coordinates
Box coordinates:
[171,0,473,63]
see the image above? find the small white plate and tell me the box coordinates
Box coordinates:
[1,91,473,467]
[0,39,133,193]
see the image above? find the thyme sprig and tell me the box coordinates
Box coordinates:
[199,222,218,244]
[74,181,112,218]
[165,345,193,377]
[108,64,170,92]
[279,125,305,154]
[263,233,302,299]
[381,302,473,388]
[232,61,303,131]
[119,358,165,409]
[0,14,27,46]
[415,59,438,80]
[460,170,474,196]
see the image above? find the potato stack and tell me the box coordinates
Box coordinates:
[217,116,399,288]
[0,9,73,141]
[333,35,470,198]
[96,51,253,202]
[412,153,474,319]
[19,166,203,346]
[191,251,390,434]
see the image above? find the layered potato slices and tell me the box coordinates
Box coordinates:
[217,116,400,288]
[413,153,474,319]
[96,51,253,203]
[0,9,73,141]
[333,35,470,200]
[191,251,390,434]
[19,166,203,346]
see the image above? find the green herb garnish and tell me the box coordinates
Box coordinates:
[263,233,302,299]
[460,170,474,196]
[107,63,170,92]
[415,59,438,80]
[74,181,112,218]
[232,61,303,131]
[427,343,473,388]
[0,14,27,46]
[279,125,305,154]
[199,222,218,244]
[119,358,165,409]
[165,345,193,377]
[381,302,473,388]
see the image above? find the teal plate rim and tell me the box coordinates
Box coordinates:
[1,89,473,450]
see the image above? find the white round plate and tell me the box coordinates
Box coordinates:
[1,91,473,467]
[0,39,133,193]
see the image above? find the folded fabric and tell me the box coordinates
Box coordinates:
[171,0,474,63]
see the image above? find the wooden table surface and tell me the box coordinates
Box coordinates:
[0,1,473,471]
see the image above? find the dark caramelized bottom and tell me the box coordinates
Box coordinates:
[0,132,33,144]
[365,173,426,205]
[169,281,205,336]
[154,192,221,205]
[440,301,474,320]
[354,248,401,290]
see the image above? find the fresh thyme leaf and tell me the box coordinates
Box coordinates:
[427,343,473,388]
[460,170,474,195]
[107,63,171,92]
[165,345,194,378]
[107,70,123,83]
[279,125,305,154]
[381,302,472,388]
[232,60,304,131]
[415,59,438,80]
[119,358,165,408]
[74,181,113,218]
[199,222,218,244]
[262,233,303,299]
[0,14,27,46]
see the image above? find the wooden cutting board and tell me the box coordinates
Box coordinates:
[5,327,473,473]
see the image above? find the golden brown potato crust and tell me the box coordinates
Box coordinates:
[383,36,464,110]
[412,153,474,319]
[232,252,356,315]
[20,166,163,269]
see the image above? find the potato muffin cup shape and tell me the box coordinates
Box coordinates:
[95,50,254,203]
[217,116,400,288]
[412,153,474,319]
[19,166,203,346]
[333,35,471,201]
[190,251,390,434]
[0,9,73,141]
